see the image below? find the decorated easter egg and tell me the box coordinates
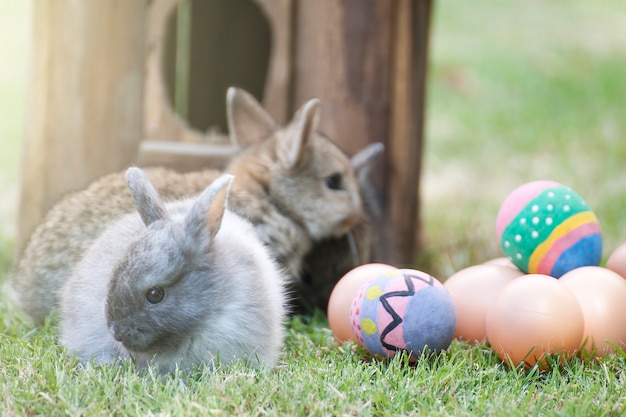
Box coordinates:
[327,263,397,343]
[486,274,584,368]
[349,269,457,360]
[496,181,602,278]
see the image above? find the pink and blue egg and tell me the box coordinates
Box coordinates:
[496,180,602,278]
[349,269,457,360]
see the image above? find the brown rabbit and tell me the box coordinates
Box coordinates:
[9,87,382,325]
[294,143,384,312]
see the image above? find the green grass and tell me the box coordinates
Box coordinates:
[2,0,626,415]
[2,310,626,416]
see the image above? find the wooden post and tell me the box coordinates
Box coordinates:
[293,0,392,156]
[387,0,432,266]
[17,1,147,253]
[293,0,432,266]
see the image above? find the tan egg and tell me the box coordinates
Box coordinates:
[482,257,520,270]
[327,263,396,344]
[486,274,584,368]
[606,242,626,279]
[444,264,524,343]
[560,266,626,356]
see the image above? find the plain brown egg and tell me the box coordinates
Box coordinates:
[482,257,519,270]
[560,266,626,356]
[606,242,626,279]
[327,263,396,343]
[444,264,524,343]
[486,274,584,368]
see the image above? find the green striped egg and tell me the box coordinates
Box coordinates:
[496,181,602,278]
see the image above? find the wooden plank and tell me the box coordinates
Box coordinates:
[387,0,433,265]
[293,0,392,157]
[137,140,238,173]
[17,0,147,253]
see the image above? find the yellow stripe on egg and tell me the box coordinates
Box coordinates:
[528,211,599,273]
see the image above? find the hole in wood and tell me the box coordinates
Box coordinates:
[163,0,271,134]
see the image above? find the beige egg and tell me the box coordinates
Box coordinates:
[606,242,626,280]
[444,264,524,343]
[482,257,519,270]
[327,263,396,343]
[560,266,626,356]
[486,274,584,368]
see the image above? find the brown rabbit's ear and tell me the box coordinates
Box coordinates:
[126,167,169,226]
[185,174,234,243]
[351,142,384,182]
[278,98,320,169]
[227,87,277,148]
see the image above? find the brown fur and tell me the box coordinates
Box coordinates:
[10,87,382,324]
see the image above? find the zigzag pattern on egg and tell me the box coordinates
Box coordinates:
[349,269,457,361]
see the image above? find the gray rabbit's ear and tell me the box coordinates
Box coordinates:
[126,167,169,226]
[351,142,384,183]
[278,98,320,170]
[184,174,234,243]
[227,87,277,148]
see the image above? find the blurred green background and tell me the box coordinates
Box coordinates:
[421,0,626,277]
[0,0,625,280]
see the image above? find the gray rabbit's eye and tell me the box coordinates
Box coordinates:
[325,173,343,190]
[146,287,165,304]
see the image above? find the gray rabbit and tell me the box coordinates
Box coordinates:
[10,87,383,325]
[59,168,287,373]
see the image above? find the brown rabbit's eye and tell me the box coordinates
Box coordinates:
[325,173,343,190]
[146,287,165,304]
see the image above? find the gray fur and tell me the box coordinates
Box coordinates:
[59,169,287,373]
[9,87,383,325]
